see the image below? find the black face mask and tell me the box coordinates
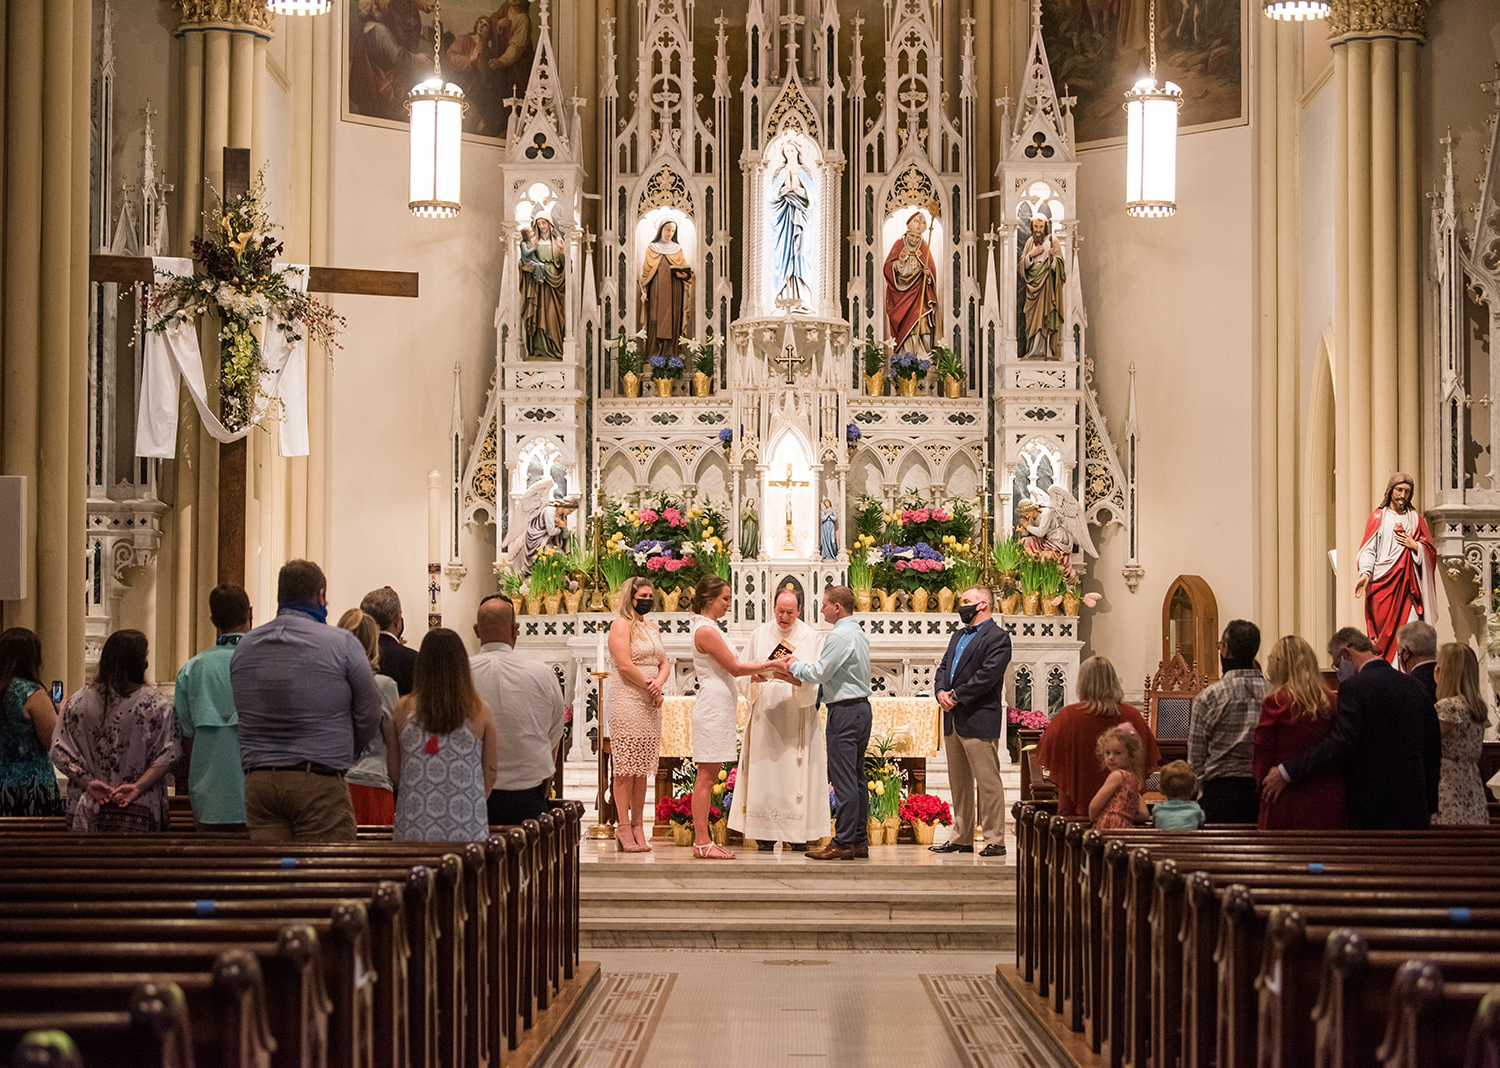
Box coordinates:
[958,604,980,625]
[634,598,654,615]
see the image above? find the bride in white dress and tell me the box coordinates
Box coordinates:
[689,576,773,859]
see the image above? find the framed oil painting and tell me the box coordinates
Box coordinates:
[1039,0,1246,147]
[345,0,540,143]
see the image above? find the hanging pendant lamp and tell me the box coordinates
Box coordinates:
[408,0,466,219]
[266,1,330,14]
[1261,0,1329,21]
[1123,0,1182,218]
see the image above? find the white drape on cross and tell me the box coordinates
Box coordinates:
[135,255,312,459]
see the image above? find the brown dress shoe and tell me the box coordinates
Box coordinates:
[805,843,855,860]
[852,846,869,858]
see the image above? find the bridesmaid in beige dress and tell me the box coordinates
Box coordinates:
[607,576,669,852]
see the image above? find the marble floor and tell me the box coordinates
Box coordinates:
[543,949,1066,1068]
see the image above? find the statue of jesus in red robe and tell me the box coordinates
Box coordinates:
[1355,472,1438,662]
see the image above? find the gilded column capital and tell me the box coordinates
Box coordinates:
[1327,0,1430,42]
[167,0,273,33]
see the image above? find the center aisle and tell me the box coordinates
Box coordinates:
[549,947,1067,1067]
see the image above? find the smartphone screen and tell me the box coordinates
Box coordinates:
[49,680,63,703]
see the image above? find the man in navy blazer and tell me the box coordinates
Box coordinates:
[930,586,1013,857]
[1262,626,1440,829]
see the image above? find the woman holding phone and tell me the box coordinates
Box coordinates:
[0,628,61,816]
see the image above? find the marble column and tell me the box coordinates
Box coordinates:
[1327,0,1429,625]
[0,0,92,684]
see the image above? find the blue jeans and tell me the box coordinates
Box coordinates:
[826,699,873,847]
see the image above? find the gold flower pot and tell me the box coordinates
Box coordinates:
[621,371,641,398]
[692,371,712,397]
[999,591,1023,616]
[661,588,683,612]
[877,590,900,613]
[911,820,936,846]
[896,375,919,397]
[936,587,955,613]
[607,589,624,613]
[710,818,728,846]
[655,377,674,397]
[854,588,873,613]
[865,372,886,397]
[671,823,694,846]
[866,818,886,846]
[944,375,963,399]
[1063,591,1082,616]
[1039,595,1058,617]
[882,816,901,843]
[562,589,583,614]
[544,592,563,615]
[909,587,930,613]
[1022,592,1041,615]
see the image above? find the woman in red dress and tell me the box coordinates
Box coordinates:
[1036,656,1160,818]
[1252,635,1345,829]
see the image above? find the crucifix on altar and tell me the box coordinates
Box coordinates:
[89,148,419,587]
[768,461,810,552]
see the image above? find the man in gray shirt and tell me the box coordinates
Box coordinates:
[231,559,383,842]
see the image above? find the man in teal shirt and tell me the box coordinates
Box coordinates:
[774,585,871,860]
[175,584,252,832]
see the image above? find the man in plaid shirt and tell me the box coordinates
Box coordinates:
[1187,620,1268,824]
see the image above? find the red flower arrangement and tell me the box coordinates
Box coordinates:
[899,794,953,826]
[652,794,723,825]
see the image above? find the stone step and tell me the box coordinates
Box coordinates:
[578,843,1015,949]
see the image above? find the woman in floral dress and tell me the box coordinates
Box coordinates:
[389,628,497,842]
[0,628,61,816]
[50,629,179,832]
[1432,642,1490,825]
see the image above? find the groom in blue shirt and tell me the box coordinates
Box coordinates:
[773,585,872,861]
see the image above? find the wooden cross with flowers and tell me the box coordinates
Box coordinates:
[89,149,418,586]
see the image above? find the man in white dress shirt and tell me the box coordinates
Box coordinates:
[731,588,829,850]
[470,594,566,826]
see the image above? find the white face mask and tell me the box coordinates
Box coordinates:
[1335,653,1356,682]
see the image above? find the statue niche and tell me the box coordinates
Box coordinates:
[638,214,695,369]
[766,134,818,311]
[1015,187,1067,361]
[883,209,939,358]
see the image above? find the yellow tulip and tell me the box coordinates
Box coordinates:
[712,783,724,796]
[874,783,885,796]
[867,780,876,791]
[717,768,727,781]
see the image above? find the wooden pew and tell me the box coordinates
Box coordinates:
[0,915,368,1068]
[0,980,195,1068]
[1370,960,1495,1068]
[0,933,325,1068]
[0,804,584,1068]
[0,949,274,1068]
[0,860,434,1068]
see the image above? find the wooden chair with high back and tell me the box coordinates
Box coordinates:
[1140,653,1206,797]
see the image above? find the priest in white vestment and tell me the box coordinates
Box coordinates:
[730,589,830,847]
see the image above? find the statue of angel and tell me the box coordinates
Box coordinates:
[503,478,580,573]
[1020,484,1096,568]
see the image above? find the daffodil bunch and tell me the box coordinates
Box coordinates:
[527,545,567,598]
[846,532,878,590]
[865,734,907,820]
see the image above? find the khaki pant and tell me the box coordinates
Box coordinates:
[244,769,357,843]
[945,732,1006,842]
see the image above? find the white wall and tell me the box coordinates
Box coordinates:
[1074,124,1257,690]
[324,115,507,635]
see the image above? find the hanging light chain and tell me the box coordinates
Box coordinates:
[1148,0,1157,81]
[433,0,444,81]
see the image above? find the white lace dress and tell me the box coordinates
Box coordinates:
[690,615,740,763]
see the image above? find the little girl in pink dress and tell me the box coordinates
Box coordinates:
[1089,725,1149,830]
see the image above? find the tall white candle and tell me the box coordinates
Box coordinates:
[427,470,442,562]
[596,631,606,673]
